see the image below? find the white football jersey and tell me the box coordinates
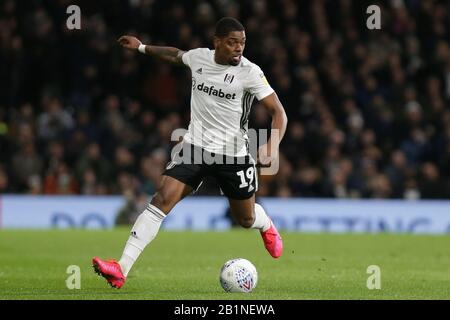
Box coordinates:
[182,48,274,157]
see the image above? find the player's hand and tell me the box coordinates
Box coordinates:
[117,35,142,50]
[257,143,278,167]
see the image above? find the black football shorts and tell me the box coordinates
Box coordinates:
[163,143,258,200]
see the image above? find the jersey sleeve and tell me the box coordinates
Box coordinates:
[246,65,275,100]
[181,48,204,68]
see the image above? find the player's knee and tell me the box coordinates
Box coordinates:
[238,216,255,229]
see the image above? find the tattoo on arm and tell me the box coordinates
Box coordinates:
[144,45,185,65]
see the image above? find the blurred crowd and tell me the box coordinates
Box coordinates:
[1,0,450,200]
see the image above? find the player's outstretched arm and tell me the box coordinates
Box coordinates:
[257,92,288,166]
[117,35,185,65]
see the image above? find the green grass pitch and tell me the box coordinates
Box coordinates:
[0,228,449,299]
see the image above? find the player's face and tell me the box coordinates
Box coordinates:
[216,31,246,66]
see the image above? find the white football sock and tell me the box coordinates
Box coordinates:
[118,203,166,277]
[251,203,271,232]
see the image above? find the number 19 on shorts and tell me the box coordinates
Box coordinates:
[237,167,257,192]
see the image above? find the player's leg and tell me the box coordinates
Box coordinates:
[227,194,256,228]
[227,195,267,230]
[93,143,204,288]
[227,195,283,258]
[117,175,193,276]
[216,157,283,258]
[93,175,194,288]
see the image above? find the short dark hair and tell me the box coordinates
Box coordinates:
[214,17,244,38]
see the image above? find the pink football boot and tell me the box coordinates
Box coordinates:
[92,257,126,289]
[260,220,283,258]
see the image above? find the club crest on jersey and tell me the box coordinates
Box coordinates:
[224,73,235,84]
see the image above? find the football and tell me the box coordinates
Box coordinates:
[219,258,258,293]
